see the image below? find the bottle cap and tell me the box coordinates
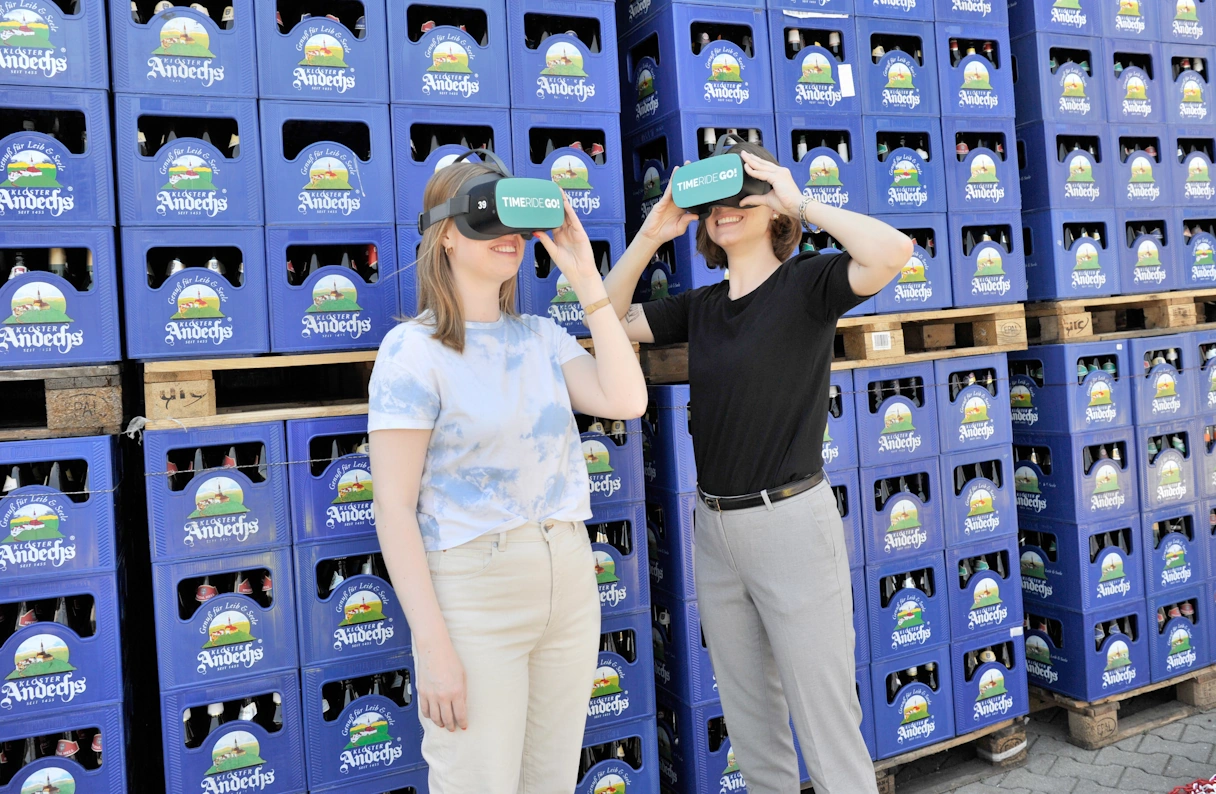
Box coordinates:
[207,703,224,717]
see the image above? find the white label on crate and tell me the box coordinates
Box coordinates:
[839,64,856,98]
[871,331,892,351]
[1010,626,1023,637]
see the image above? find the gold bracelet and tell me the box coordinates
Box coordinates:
[582,296,612,316]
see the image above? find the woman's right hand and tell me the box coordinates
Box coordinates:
[637,165,698,246]
[415,637,468,731]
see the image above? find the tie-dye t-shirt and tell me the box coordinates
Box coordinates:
[367,313,593,551]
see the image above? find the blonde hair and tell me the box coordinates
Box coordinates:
[415,161,520,353]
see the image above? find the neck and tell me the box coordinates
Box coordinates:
[724,237,783,299]
[452,266,504,323]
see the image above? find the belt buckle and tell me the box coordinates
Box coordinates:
[704,494,720,512]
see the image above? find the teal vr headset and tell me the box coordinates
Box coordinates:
[417,149,566,240]
[671,133,773,218]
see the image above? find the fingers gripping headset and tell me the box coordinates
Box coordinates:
[417,149,567,240]
[670,132,773,218]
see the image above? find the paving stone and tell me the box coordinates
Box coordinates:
[1022,751,1056,776]
[1164,754,1214,782]
[1120,765,1200,791]
[1048,755,1122,787]
[953,785,1028,794]
[1109,734,1144,752]
[1151,722,1187,742]
[1071,783,1150,794]
[1140,732,1212,764]
[1093,744,1167,775]
[997,768,1076,793]
[1182,720,1216,746]
[1021,733,1099,763]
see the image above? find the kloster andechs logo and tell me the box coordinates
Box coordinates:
[1,280,83,355]
[895,688,937,745]
[795,49,843,107]
[0,140,75,218]
[339,706,405,775]
[0,633,86,711]
[1166,623,1199,673]
[957,58,999,112]
[963,152,1005,204]
[327,463,374,529]
[299,150,363,217]
[549,151,600,216]
[1096,550,1132,599]
[1020,549,1054,599]
[332,582,395,652]
[973,667,1014,722]
[1050,0,1089,29]
[538,38,595,102]
[880,54,920,111]
[890,593,933,650]
[1024,634,1057,685]
[1071,239,1108,292]
[1056,62,1092,116]
[634,60,658,123]
[588,661,630,720]
[293,26,356,93]
[184,476,258,547]
[302,273,372,341]
[967,575,1008,631]
[0,495,76,573]
[803,152,851,209]
[204,729,276,793]
[422,30,481,100]
[1120,70,1153,119]
[0,6,68,80]
[877,399,922,456]
[165,275,235,349]
[157,147,229,219]
[197,600,265,675]
[887,156,928,209]
[702,43,750,105]
[1064,150,1100,202]
[1102,638,1138,689]
[148,15,225,87]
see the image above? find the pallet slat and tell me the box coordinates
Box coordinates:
[1026,289,1216,344]
[0,364,123,441]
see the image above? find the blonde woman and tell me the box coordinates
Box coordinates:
[367,160,647,793]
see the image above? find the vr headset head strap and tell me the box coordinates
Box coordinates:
[712,132,746,157]
[417,148,515,234]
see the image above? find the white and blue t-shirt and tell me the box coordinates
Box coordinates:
[368,313,593,551]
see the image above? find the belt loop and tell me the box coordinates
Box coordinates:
[497,531,508,551]
[760,489,774,511]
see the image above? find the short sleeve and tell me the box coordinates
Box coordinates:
[797,251,867,321]
[367,327,441,432]
[540,316,591,366]
[642,290,692,345]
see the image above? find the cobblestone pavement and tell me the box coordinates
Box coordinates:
[895,707,1216,794]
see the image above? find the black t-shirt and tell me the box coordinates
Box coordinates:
[643,251,866,497]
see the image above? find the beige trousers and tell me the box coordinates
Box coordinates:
[420,519,601,794]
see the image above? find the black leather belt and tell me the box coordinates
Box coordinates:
[698,470,824,512]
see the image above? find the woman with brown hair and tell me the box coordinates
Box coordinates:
[603,140,911,793]
[366,159,646,793]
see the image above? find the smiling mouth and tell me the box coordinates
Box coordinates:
[490,243,518,254]
[715,214,744,226]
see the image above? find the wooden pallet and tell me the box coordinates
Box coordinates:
[864,718,1028,794]
[642,303,1027,383]
[1025,288,1216,344]
[0,364,123,441]
[1029,666,1216,750]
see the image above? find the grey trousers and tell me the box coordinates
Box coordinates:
[694,479,879,794]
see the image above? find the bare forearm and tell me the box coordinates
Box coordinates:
[803,202,911,273]
[573,280,648,418]
[603,234,660,319]
[373,501,449,649]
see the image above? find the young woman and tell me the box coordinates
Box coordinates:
[604,141,911,793]
[367,160,647,793]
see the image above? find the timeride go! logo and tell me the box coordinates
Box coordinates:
[147,14,225,87]
[293,26,357,94]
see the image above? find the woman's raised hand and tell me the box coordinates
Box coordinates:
[637,165,698,246]
[532,192,603,295]
[738,150,806,220]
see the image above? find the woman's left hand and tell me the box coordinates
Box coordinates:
[532,192,603,296]
[738,149,806,220]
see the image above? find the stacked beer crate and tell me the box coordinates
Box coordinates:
[0,1,130,790]
[1012,0,1216,300]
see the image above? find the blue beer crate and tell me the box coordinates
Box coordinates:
[946,535,1023,642]
[294,536,411,667]
[0,87,111,226]
[644,384,695,494]
[856,0,934,19]
[1016,122,1113,212]
[390,105,512,228]
[770,0,854,12]
[144,421,290,562]
[264,225,399,353]
[302,652,424,791]
[313,764,429,794]
[831,467,866,569]
[950,628,1030,733]
[1196,330,1216,416]
[152,545,299,690]
[1206,500,1216,581]
[619,3,772,127]
[934,0,1005,23]
[508,0,620,113]
[1097,0,1159,40]
[941,118,1020,213]
[1161,0,1215,44]
[110,0,256,96]
[854,564,871,664]
[622,0,767,37]
[511,109,623,224]
[939,447,1016,548]
[1137,419,1197,511]
[824,369,858,471]
[1112,126,1176,211]
[776,112,868,216]
[260,100,393,226]
[1172,129,1216,213]
[1147,584,1209,683]
[935,22,1015,119]
[858,664,877,760]
[255,0,389,102]
[114,93,261,226]
[1103,38,1164,124]
[635,231,724,303]
[286,414,373,544]
[579,718,660,794]
[1142,502,1206,596]
[588,610,656,731]
[518,224,625,338]
[1008,341,1133,435]
[1129,333,1195,424]
[0,226,119,367]
[0,0,107,90]
[870,213,952,314]
[1163,46,1214,126]
[865,550,949,659]
[1013,427,1140,524]
[1117,208,1180,294]
[934,353,1013,455]
[1024,599,1149,701]
[396,226,419,316]
[1018,515,1143,611]
[1009,33,1107,125]
[768,9,861,115]
[1196,414,1216,498]
[869,645,956,760]
[862,116,947,215]
[0,703,125,794]
[1008,0,1100,37]
[656,696,748,794]
[853,361,941,468]
[0,572,120,718]
[0,435,117,582]
[652,593,716,707]
[161,671,306,794]
[589,499,649,617]
[647,486,695,601]
[120,225,269,360]
[855,18,939,116]
[946,211,1027,308]
[1021,209,1121,300]
[386,0,510,107]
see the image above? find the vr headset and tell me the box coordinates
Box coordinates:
[670,133,773,218]
[417,149,565,240]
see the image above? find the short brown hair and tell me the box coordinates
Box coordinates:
[693,141,801,269]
